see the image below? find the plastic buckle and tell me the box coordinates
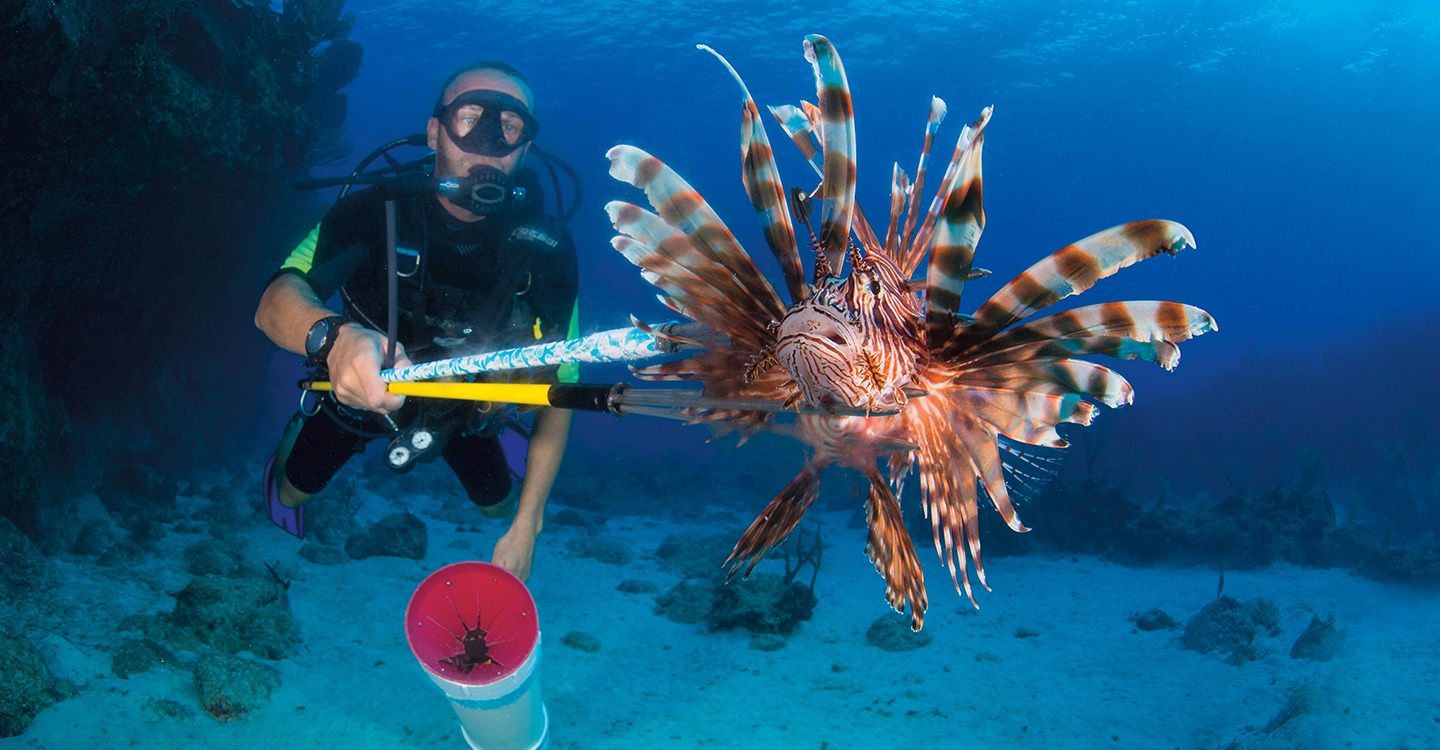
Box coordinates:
[396,246,421,278]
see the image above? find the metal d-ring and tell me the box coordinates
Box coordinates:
[299,387,322,417]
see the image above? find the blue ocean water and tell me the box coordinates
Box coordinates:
[5,1,1439,749]
[328,0,1440,494]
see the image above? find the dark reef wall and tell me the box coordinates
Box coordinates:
[1,0,362,532]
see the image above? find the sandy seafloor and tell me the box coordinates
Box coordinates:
[5,459,1438,750]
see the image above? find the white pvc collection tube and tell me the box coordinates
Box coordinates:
[406,562,548,750]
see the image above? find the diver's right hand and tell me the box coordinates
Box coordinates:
[327,325,412,415]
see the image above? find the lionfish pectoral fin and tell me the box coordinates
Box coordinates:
[726,463,826,579]
[901,386,930,399]
[631,315,706,349]
[780,385,804,411]
[744,346,778,384]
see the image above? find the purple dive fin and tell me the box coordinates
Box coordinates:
[263,454,304,539]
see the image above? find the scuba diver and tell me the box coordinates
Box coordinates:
[254,61,578,581]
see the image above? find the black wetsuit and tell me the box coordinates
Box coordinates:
[273,177,578,505]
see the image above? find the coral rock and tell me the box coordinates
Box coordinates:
[345,512,427,561]
[562,631,601,653]
[867,614,933,652]
[708,573,816,635]
[193,653,279,722]
[1290,615,1341,662]
[0,626,72,738]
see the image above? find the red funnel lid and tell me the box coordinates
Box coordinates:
[405,561,539,686]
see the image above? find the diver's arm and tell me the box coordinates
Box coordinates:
[255,274,339,355]
[254,274,409,414]
[492,405,572,580]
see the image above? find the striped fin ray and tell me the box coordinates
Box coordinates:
[906,398,989,605]
[952,360,1135,408]
[801,101,825,145]
[606,201,773,349]
[961,410,1026,533]
[803,35,857,275]
[976,301,1217,357]
[863,464,928,630]
[726,459,830,579]
[961,335,1185,372]
[899,96,948,271]
[906,106,992,277]
[610,236,712,322]
[946,220,1197,358]
[768,104,825,175]
[923,107,991,351]
[884,164,910,260]
[606,145,788,326]
[956,386,1097,448]
[698,44,807,305]
[606,209,733,304]
[767,101,885,257]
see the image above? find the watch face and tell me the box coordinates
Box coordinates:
[305,319,330,358]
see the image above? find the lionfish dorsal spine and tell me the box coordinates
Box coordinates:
[923,108,990,353]
[803,34,857,279]
[898,96,948,273]
[698,44,807,306]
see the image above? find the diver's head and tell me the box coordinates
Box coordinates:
[428,61,538,220]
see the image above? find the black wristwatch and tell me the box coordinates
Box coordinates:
[304,315,354,367]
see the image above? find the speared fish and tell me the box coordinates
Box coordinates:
[605,35,1216,630]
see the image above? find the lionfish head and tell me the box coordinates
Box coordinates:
[773,289,870,412]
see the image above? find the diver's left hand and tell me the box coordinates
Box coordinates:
[491,526,537,582]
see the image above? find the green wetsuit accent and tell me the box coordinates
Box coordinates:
[282,224,322,274]
[558,302,580,384]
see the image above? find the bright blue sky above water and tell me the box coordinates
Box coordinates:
[323,0,1439,398]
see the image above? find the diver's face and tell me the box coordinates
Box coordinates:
[428,70,534,192]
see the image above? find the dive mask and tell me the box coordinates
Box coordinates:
[438,165,527,216]
[432,89,539,157]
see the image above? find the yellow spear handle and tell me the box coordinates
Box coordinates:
[302,381,556,406]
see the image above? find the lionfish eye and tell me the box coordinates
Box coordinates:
[825,333,848,345]
[869,277,882,295]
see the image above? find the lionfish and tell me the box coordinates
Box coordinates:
[605,35,1216,630]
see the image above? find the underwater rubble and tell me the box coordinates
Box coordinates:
[865,614,933,653]
[344,512,428,561]
[651,523,823,637]
[1182,596,1282,666]
[1290,614,1341,662]
[0,625,75,738]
